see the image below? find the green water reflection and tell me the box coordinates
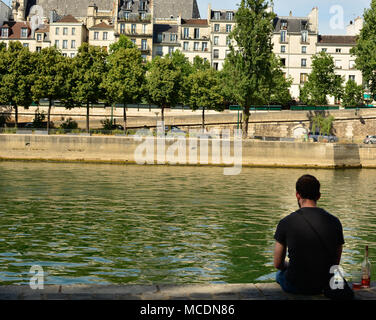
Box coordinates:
[0,162,375,285]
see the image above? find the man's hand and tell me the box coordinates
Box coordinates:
[274,241,288,270]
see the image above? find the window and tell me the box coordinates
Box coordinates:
[183,42,188,51]
[120,23,125,34]
[214,11,221,20]
[349,75,356,81]
[226,36,231,46]
[183,27,189,39]
[131,39,136,45]
[124,12,129,20]
[63,28,68,35]
[70,53,75,58]
[226,12,234,20]
[140,12,146,20]
[21,28,28,38]
[168,46,174,55]
[156,46,163,56]
[321,48,327,52]
[139,1,146,11]
[72,28,76,35]
[36,33,42,41]
[214,24,219,32]
[55,40,59,48]
[281,20,288,30]
[213,62,219,70]
[62,40,68,49]
[301,46,307,54]
[126,1,132,9]
[214,36,219,45]
[193,42,199,51]
[23,43,29,48]
[36,46,41,52]
[141,39,147,50]
[214,49,219,59]
[71,40,76,48]
[349,60,356,69]
[62,53,67,57]
[281,58,286,66]
[336,48,342,53]
[131,24,136,34]
[170,34,177,42]
[202,42,208,51]
[335,60,342,69]
[301,58,307,67]
[280,30,287,43]
[301,30,308,43]
[94,32,99,40]
[103,32,108,40]
[1,28,8,38]
[142,24,147,34]
[157,33,162,42]
[300,73,308,84]
[226,24,232,33]
[194,28,200,39]
[281,45,286,53]
[55,27,59,35]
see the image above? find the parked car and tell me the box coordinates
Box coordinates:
[308,132,338,143]
[165,126,187,136]
[364,135,376,144]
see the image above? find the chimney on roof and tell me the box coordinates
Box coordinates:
[289,11,292,17]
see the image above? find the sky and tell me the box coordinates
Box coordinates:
[2,0,371,34]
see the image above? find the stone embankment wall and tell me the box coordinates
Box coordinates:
[0,134,375,168]
[2,106,376,140]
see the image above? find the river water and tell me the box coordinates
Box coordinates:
[0,162,375,285]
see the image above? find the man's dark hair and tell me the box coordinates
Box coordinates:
[296,175,321,201]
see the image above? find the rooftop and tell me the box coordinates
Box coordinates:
[318,35,357,45]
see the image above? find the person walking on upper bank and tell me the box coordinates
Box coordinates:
[273,175,345,294]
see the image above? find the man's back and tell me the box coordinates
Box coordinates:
[274,207,345,294]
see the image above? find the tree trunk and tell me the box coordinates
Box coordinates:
[123,102,127,134]
[242,106,250,139]
[14,105,18,128]
[47,99,52,134]
[86,102,90,133]
[202,107,205,131]
[161,106,165,124]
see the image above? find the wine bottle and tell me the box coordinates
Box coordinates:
[361,245,371,288]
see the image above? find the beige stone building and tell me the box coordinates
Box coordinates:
[88,21,116,52]
[49,15,87,58]
[207,5,236,70]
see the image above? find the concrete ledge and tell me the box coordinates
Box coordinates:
[0,283,375,300]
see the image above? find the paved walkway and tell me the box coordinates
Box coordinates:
[0,283,375,300]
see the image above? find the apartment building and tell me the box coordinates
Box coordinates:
[153,22,180,57]
[49,15,87,58]
[208,5,236,70]
[117,0,154,61]
[88,22,116,52]
[180,18,211,64]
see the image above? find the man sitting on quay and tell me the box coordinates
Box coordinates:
[273,175,345,295]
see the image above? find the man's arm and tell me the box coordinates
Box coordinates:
[274,241,288,270]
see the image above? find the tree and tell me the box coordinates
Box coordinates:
[0,42,36,128]
[299,51,344,105]
[222,0,277,138]
[145,55,183,123]
[70,43,108,133]
[102,47,145,133]
[31,47,70,133]
[342,80,364,107]
[109,34,136,54]
[187,68,224,129]
[351,0,376,99]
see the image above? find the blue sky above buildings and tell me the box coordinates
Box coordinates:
[2,0,371,34]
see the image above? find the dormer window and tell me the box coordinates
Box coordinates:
[36,33,42,41]
[21,27,28,38]
[281,20,288,30]
[1,28,8,38]
[214,11,221,20]
[301,21,308,30]
[226,12,234,20]
[126,1,132,10]
[139,1,146,11]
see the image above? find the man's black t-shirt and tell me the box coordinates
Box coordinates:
[274,207,345,294]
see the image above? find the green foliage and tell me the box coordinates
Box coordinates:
[145,55,185,121]
[60,118,78,130]
[32,109,46,128]
[101,118,114,130]
[222,0,279,136]
[299,52,344,105]
[351,0,376,98]
[109,35,136,54]
[342,80,364,107]
[311,113,335,135]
